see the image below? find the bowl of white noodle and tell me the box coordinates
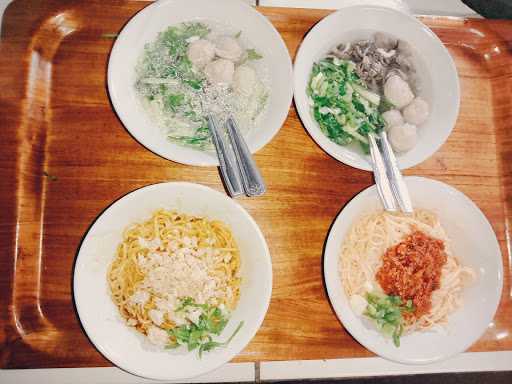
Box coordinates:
[323,176,502,364]
[108,0,293,166]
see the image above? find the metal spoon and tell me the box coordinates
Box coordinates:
[207,115,244,197]
[378,131,413,213]
[226,117,266,197]
[368,133,397,211]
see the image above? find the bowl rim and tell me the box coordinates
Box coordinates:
[323,176,503,364]
[73,181,273,380]
[107,0,293,167]
[293,4,460,171]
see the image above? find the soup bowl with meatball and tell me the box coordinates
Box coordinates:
[108,0,293,166]
[293,5,459,171]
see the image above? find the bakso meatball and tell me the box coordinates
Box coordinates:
[403,97,429,125]
[374,32,397,50]
[204,58,235,85]
[389,123,418,153]
[233,65,257,96]
[214,36,243,61]
[384,75,414,109]
[382,109,404,130]
[186,39,215,69]
[397,39,414,57]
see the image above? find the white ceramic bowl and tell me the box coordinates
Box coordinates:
[108,0,292,166]
[73,182,272,380]
[294,6,460,171]
[324,176,503,364]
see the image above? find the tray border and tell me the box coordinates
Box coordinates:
[0,0,512,376]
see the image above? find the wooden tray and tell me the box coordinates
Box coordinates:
[1,0,511,369]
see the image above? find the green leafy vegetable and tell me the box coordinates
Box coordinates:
[166,297,243,357]
[364,292,415,347]
[378,98,395,113]
[199,321,243,358]
[184,78,203,90]
[181,22,210,38]
[307,57,386,153]
[352,98,366,113]
[165,93,185,112]
[168,124,211,148]
[135,22,213,149]
[175,296,197,311]
[246,48,263,61]
[137,22,207,92]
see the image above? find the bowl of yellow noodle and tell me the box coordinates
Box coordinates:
[324,176,502,364]
[74,182,272,380]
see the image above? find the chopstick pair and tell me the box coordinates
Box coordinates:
[207,115,266,198]
[368,131,413,213]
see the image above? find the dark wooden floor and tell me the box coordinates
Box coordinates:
[462,0,512,19]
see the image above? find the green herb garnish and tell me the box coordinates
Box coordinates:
[246,48,263,61]
[166,297,243,357]
[199,321,244,358]
[134,22,214,149]
[137,22,207,92]
[364,292,415,347]
[164,93,185,112]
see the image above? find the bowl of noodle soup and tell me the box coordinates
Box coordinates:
[108,0,293,166]
[74,182,272,380]
[324,176,502,364]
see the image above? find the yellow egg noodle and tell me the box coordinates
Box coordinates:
[108,209,241,342]
[339,209,474,332]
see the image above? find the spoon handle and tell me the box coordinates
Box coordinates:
[368,133,397,212]
[226,117,266,197]
[378,131,413,213]
[207,115,244,197]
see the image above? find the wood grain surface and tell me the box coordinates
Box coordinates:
[0,0,511,369]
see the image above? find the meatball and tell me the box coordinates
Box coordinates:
[389,123,417,152]
[232,65,257,96]
[186,39,215,69]
[204,58,235,85]
[374,32,397,50]
[382,109,404,130]
[384,75,414,109]
[403,97,429,125]
[214,36,243,61]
